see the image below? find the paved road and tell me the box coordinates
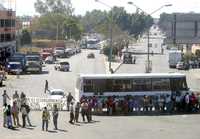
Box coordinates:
[0,47,200,139]
[0,111,200,139]
[0,49,105,105]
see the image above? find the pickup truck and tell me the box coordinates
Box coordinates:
[25,54,42,73]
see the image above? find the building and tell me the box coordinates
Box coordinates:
[159,13,200,45]
[0,4,16,64]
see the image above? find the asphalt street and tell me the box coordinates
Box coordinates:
[0,47,200,139]
[0,49,105,104]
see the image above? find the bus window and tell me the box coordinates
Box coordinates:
[93,79,106,94]
[113,80,123,92]
[106,79,113,92]
[132,79,151,91]
[83,79,93,92]
[170,77,188,91]
[122,80,132,92]
[152,78,170,91]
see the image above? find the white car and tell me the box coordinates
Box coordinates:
[49,89,65,100]
[54,61,70,71]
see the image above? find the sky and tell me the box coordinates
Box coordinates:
[1,0,200,17]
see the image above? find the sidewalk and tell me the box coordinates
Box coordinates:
[104,56,123,74]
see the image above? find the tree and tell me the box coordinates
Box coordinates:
[80,7,153,39]
[34,0,73,16]
[20,29,32,45]
[33,0,83,40]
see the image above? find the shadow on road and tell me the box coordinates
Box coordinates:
[47,130,58,133]
[57,129,68,132]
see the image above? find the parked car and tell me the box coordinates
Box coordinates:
[54,47,65,58]
[176,62,189,70]
[48,89,65,100]
[54,61,70,71]
[87,53,95,58]
[7,62,23,74]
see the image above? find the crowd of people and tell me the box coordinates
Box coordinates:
[2,90,200,131]
[79,92,200,115]
[2,90,32,129]
[1,90,94,131]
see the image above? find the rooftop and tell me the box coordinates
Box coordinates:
[79,73,186,79]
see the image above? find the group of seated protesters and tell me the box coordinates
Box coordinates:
[80,92,200,115]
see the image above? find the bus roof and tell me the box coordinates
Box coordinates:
[79,73,186,79]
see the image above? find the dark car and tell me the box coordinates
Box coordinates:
[87,53,95,58]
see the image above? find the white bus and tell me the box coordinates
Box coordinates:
[168,50,182,68]
[87,38,100,49]
[75,73,190,101]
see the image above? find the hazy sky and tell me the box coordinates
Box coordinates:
[2,0,200,17]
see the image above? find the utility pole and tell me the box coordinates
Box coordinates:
[56,23,59,42]
[173,14,176,46]
[109,10,113,73]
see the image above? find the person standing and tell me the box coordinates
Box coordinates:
[13,91,20,106]
[75,102,80,123]
[81,100,89,123]
[42,107,50,131]
[52,104,59,130]
[184,93,190,112]
[20,92,26,107]
[6,105,13,129]
[2,90,10,106]
[44,80,49,94]
[13,91,19,101]
[3,103,7,127]
[12,102,20,127]
[69,102,75,124]
[25,104,32,126]
[66,92,74,111]
[21,104,27,128]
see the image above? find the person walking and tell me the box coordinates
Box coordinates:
[25,104,32,126]
[52,104,59,130]
[42,107,50,131]
[3,103,7,127]
[21,104,27,128]
[12,102,20,127]
[67,92,74,111]
[44,80,49,94]
[6,105,13,129]
[75,102,80,123]
[69,102,75,124]
[2,90,10,106]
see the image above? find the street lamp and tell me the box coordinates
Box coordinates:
[128,1,172,73]
[95,0,113,73]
